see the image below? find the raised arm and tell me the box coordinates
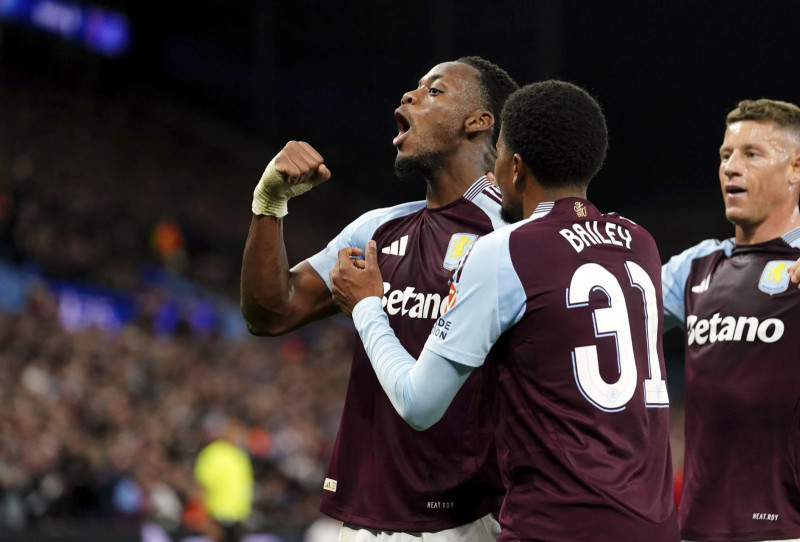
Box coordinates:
[240,141,338,336]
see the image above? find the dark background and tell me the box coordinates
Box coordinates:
[5,0,798,261]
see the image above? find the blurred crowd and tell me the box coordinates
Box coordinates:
[0,282,352,538]
[0,69,259,299]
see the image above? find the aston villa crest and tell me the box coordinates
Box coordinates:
[758,260,794,295]
[443,233,478,271]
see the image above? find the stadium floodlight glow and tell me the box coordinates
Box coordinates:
[0,0,131,57]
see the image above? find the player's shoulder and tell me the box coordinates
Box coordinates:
[346,200,427,233]
[467,219,527,261]
[460,176,506,231]
[782,225,800,250]
[671,237,734,264]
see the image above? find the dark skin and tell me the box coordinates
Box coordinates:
[241,62,496,335]
[240,141,336,336]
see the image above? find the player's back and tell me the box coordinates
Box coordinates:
[492,198,678,541]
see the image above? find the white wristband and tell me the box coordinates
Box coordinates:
[252,157,317,217]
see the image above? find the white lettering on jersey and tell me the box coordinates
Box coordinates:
[560,222,632,253]
[567,261,668,411]
[752,512,779,521]
[686,314,785,345]
[691,273,711,293]
[427,501,455,509]
[381,282,448,319]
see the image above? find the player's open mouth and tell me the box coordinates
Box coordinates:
[393,110,411,147]
[725,185,747,196]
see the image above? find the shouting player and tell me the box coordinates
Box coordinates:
[330,81,680,541]
[241,57,518,540]
[662,99,800,542]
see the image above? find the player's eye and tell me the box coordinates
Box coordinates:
[428,87,442,95]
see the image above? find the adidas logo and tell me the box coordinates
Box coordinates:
[691,274,711,293]
[382,235,408,256]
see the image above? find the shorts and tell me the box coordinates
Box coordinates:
[339,513,500,542]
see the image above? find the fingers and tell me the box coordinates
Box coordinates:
[364,240,378,269]
[789,258,800,287]
[275,141,329,184]
[330,243,385,317]
[314,164,332,186]
[337,246,364,267]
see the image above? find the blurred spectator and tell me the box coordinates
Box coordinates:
[193,419,253,542]
[152,220,188,275]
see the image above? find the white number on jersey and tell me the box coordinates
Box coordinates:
[567,262,669,411]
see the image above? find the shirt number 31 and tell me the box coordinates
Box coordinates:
[567,262,669,411]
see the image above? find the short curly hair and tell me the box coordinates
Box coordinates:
[456,56,519,146]
[501,81,608,187]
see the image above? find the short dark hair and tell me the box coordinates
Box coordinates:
[501,80,608,187]
[456,56,519,146]
[726,98,800,137]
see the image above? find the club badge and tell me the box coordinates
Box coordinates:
[443,233,478,271]
[758,260,794,295]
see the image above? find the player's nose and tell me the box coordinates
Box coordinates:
[722,152,742,177]
[400,90,417,105]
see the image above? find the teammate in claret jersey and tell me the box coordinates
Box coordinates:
[663,99,800,542]
[330,81,680,542]
[240,57,518,541]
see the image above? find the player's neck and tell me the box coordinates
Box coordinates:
[735,207,800,245]
[523,186,588,219]
[424,147,493,208]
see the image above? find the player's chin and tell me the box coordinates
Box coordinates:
[394,153,417,178]
[723,206,745,224]
[501,203,523,224]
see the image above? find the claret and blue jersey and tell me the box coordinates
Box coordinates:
[662,226,800,541]
[307,177,506,531]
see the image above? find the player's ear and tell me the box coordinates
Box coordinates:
[789,150,800,189]
[464,110,494,136]
[512,153,526,192]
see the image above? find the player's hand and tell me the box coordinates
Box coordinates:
[789,257,800,288]
[274,140,332,186]
[252,141,332,217]
[330,241,384,317]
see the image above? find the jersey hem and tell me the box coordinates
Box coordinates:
[320,502,492,532]
[680,527,800,541]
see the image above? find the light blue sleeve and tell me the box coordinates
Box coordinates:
[306,201,425,290]
[352,297,473,430]
[350,226,527,431]
[423,227,526,367]
[661,238,731,330]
